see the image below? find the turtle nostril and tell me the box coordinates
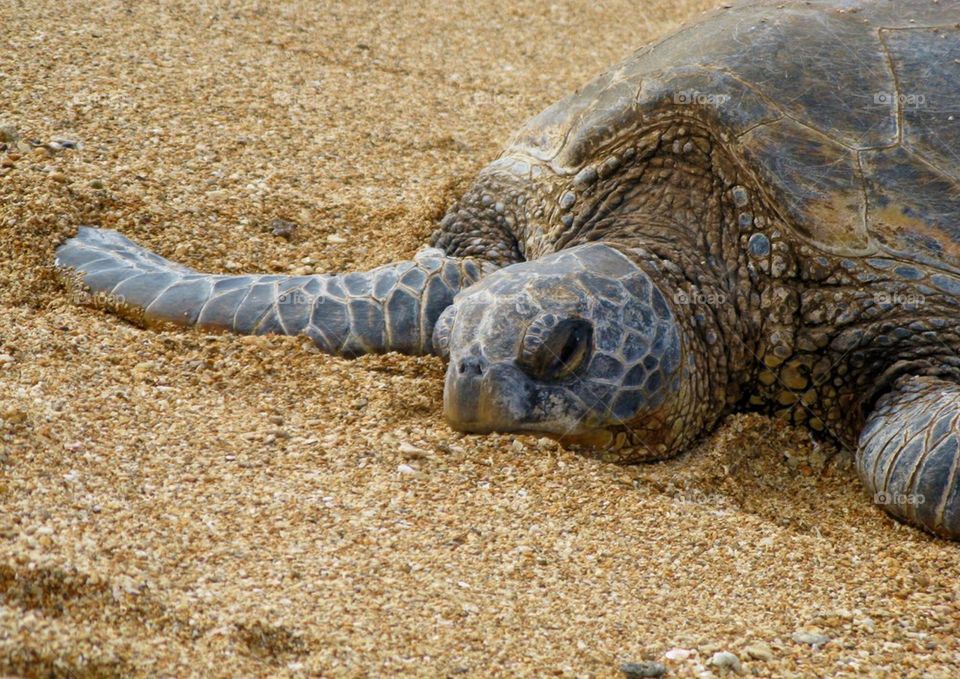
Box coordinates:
[458,357,486,377]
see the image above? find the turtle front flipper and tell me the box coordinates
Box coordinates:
[857,376,960,539]
[55,227,489,357]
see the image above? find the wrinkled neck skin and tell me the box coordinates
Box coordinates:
[603,236,757,459]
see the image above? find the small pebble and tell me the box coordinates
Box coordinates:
[707,651,741,674]
[397,463,417,475]
[270,218,298,239]
[791,631,830,647]
[743,642,773,661]
[399,442,428,459]
[1,409,27,424]
[620,660,666,678]
[663,648,693,661]
[0,123,18,143]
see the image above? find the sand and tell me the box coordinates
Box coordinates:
[1,0,958,676]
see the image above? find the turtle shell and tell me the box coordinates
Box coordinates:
[505,0,960,271]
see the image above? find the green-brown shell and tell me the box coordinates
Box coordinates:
[505,0,960,270]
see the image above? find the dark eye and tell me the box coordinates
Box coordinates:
[524,318,593,381]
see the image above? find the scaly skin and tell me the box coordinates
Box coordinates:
[56,227,489,357]
[434,241,730,460]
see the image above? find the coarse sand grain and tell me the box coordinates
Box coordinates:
[1,1,958,677]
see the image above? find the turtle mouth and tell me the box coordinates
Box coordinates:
[442,358,606,439]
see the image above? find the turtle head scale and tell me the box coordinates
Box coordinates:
[434,242,695,460]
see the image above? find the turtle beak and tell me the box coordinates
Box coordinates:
[443,355,545,434]
[443,355,491,431]
[442,354,596,438]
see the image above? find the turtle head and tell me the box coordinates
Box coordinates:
[433,242,693,461]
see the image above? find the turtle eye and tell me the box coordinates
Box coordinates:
[521,318,593,382]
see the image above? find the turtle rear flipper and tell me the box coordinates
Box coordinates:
[55,226,487,357]
[858,376,960,539]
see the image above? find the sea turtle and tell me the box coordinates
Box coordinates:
[55,0,960,539]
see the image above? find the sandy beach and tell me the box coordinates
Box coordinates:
[1,0,958,676]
